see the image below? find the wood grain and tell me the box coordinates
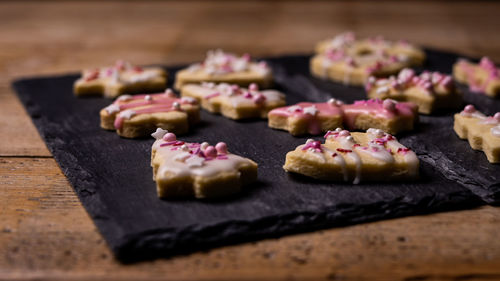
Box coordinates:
[1,1,500,280]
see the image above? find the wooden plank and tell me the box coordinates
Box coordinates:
[0,89,51,157]
[1,157,500,280]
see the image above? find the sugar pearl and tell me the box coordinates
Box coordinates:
[215,142,228,154]
[383,99,396,112]
[204,146,217,158]
[249,83,259,91]
[464,104,476,113]
[163,133,176,142]
[339,130,350,137]
[200,142,209,150]
[493,112,500,121]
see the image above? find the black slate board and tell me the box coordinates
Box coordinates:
[12,49,499,262]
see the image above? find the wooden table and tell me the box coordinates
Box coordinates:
[1,1,500,280]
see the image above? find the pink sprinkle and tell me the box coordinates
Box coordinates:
[85,70,100,81]
[339,130,350,137]
[440,76,453,89]
[231,84,240,92]
[324,131,336,139]
[160,140,184,147]
[383,99,396,112]
[397,148,411,154]
[336,148,352,153]
[133,66,143,72]
[494,112,500,121]
[216,155,228,160]
[243,91,252,99]
[390,55,398,63]
[215,142,228,154]
[249,83,259,91]
[242,53,251,62]
[464,104,476,113]
[302,141,323,152]
[331,153,337,157]
[253,93,266,104]
[204,146,217,158]
[163,133,176,142]
[205,92,220,99]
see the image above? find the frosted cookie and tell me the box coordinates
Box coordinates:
[100,90,200,138]
[151,129,258,198]
[453,57,500,98]
[311,32,425,86]
[267,98,417,136]
[453,105,500,163]
[341,99,418,134]
[74,60,167,98]
[283,128,419,183]
[181,82,286,120]
[174,49,273,90]
[366,68,462,114]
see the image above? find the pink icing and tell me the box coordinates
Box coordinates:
[269,102,343,135]
[459,57,499,93]
[342,99,416,130]
[271,99,417,135]
[302,140,323,152]
[110,92,197,130]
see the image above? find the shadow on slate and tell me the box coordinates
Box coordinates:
[11,48,497,263]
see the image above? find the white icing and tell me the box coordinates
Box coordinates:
[117,95,133,101]
[491,126,500,137]
[153,139,254,178]
[375,86,390,94]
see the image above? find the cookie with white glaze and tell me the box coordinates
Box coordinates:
[267,98,418,136]
[366,68,462,114]
[174,49,273,90]
[454,105,500,163]
[453,57,500,98]
[283,128,419,183]
[151,129,258,199]
[74,60,167,98]
[100,90,200,138]
[310,32,425,86]
[181,82,286,120]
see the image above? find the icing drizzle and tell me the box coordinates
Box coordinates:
[81,60,163,85]
[459,104,500,138]
[457,57,500,94]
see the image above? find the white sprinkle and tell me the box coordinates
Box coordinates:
[185,156,205,167]
[180,144,190,151]
[151,128,169,140]
[174,151,192,162]
[287,105,302,113]
[104,104,120,114]
[117,95,133,101]
[376,86,390,94]
[181,97,197,104]
[145,95,152,101]
[119,109,135,120]
[200,142,209,150]
[303,105,319,116]
[165,88,175,97]
[173,102,181,110]
[306,139,314,144]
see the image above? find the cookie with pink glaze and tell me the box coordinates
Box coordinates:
[453,57,500,98]
[181,82,286,120]
[366,68,462,114]
[74,60,167,98]
[100,89,200,138]
[174,49,273,90]
[151,129,258,198]
[267,98,418,136]
[267,99,344,136]
[283,128,419,183]
[310,32,425,86]
[454,105,500,163]
[342,99,418,134]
